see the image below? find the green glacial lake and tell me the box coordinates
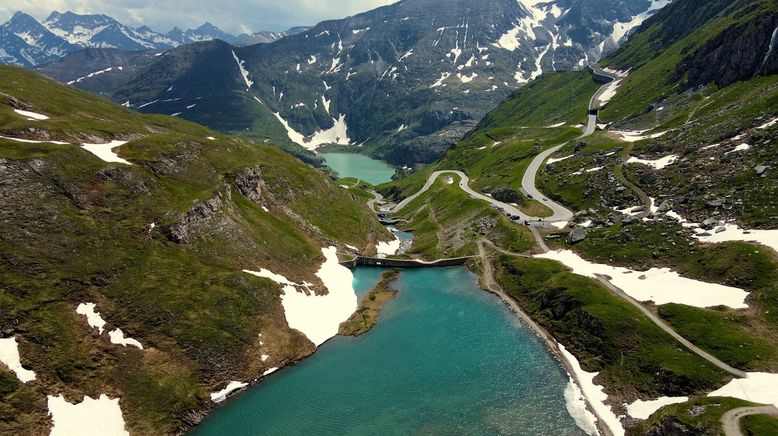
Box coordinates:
[192,267,584,436]
[320,152,396,185]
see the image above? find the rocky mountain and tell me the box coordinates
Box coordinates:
[106,0,675,165]
[0,10,239,67]
[167,22,239,45]
[0,64,391,434]
[234,26,312,46]
[35,48,163,97]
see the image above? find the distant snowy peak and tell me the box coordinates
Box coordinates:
[42,11,177,50]
[0,10,241,66]
[235,27,312,46]
[167,22,238,45]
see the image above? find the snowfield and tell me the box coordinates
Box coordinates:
[244,246,357,346]
[536,250,749,309]
[47,394,128,436]
[0,337,36,383]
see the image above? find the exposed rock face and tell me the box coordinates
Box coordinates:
[644,416,692,436]
[486,186,523,204]
[233,167,265,204]
[108,0,669,165]
[170,188,230,243]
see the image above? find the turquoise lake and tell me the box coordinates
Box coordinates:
[192,267,583,435]
[320,152,396,185]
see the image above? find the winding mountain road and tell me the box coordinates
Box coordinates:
[721,405,778,436]
[386,66,624,225]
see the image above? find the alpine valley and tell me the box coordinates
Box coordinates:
[1,0,778,436]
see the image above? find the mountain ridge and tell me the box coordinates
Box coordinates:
[0,10,242,67]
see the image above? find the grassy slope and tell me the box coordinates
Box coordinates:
[0,65,388,434]
[627,397,759,435]
[393,175,534,259]
[383,0,778,427]
[494,255,729,400]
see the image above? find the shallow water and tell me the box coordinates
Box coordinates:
[320,152,396,185]
[192,267,583,436]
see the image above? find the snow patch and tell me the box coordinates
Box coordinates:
[231,50,253,89]
[536,250,749,309]
[692,223,778,254]
[612,130,667,143]
[81,140,132,165]
[210,381,248,403]
[47,394,128,436]
[559,343,624,436]
[709,373,778,407]
[76,302,106,334]
[626,397,688,420]
[273,113,351,151]
[547,155,573,165]
[244,247,357,346]
[108,329,143,349]
[758,118,778,130]
[626,155,678,170]
[0,337,36,383]
[14,109,49,120]
[564,379,599,436]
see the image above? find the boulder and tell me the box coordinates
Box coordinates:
[622,216,639,225]
[755,164,768,175]
[567,226,587,244]
[657,200,673,213]
[700,218,719,230]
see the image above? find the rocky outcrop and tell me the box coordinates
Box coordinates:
[169,188,230,244]
[567,226,588,244]
[233,167,265,205]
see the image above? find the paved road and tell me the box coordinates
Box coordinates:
[386,170,540,221]
[721,405,778,436]
[593,274,747,378]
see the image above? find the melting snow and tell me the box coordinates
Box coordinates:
[0,337,36,383]
[81,140,132,165]
[108,329,143,349]
[47,394,128,436]
[376,238,401,258]
[758,118,778,129]
[709,373,778,408]
[76,302,106,334]
[14,109,49,120]
[563,379,599,436]
[626,397,688,420]
[210,381,248,403]
[0,135,69,145]
[626,155,678,170]
[693,223,778,254]
[725,143,751,154]
[430,72,451,88]
[609,0,671,44]
[536,250,749,309]
[273,113,351,151]
[547,155,573,165]
[559,343,624,436]
[231,50,253,89]
[244,247,357,346]
[611,130,667,143]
